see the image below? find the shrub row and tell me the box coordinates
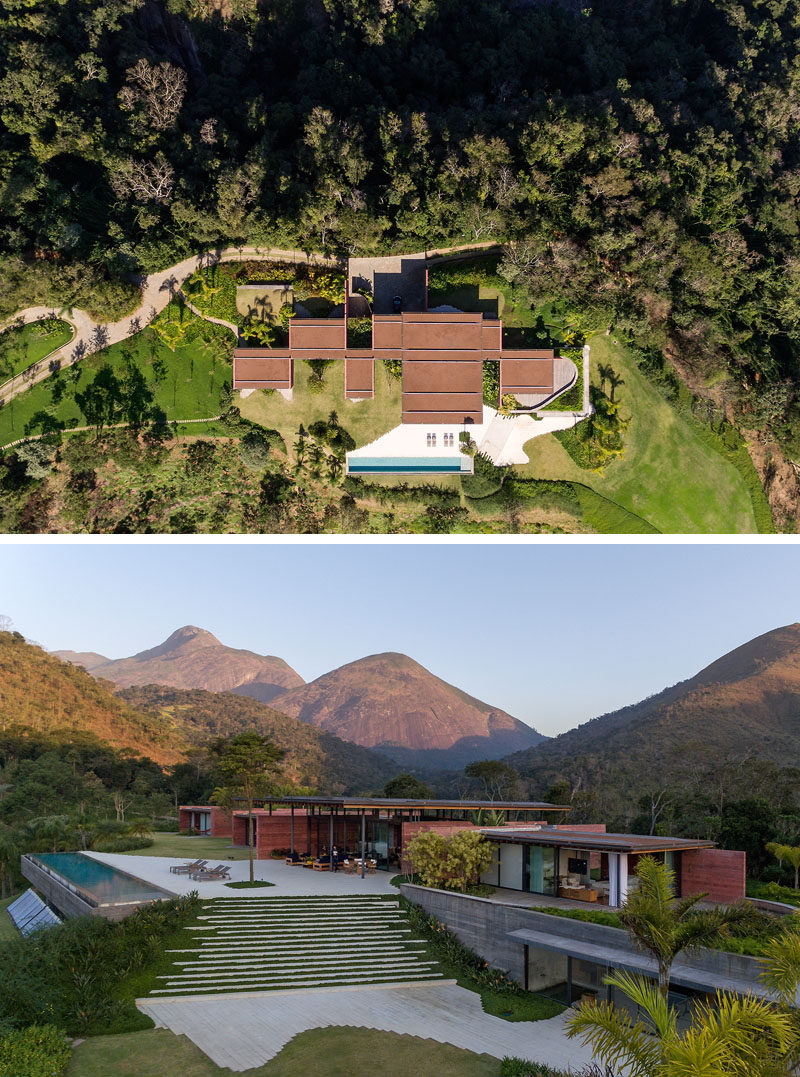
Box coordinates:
[0,1025,71,1077]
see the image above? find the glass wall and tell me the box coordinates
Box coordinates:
[527,846,557,895]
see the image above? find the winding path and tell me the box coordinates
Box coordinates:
[0,241,498,411]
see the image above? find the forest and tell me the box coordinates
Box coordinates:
[0,0,799,483]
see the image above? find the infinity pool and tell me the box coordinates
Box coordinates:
[35,852,171,907]
[347,456,469,474]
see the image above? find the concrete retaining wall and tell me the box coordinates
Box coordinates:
[398,884,767,990]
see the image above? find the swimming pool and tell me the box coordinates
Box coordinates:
[34,852,172,907]
[347,456,471,474]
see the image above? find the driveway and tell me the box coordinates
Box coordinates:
[348,254,428,315]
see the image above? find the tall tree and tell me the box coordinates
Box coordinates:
[209,733,285,884]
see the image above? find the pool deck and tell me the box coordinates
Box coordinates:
[85,852,399,899]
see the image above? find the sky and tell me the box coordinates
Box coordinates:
[1,541,799,738]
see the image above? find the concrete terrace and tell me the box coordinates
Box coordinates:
[84,852,399,898]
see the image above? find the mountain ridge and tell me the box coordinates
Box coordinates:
[54,625,304,702]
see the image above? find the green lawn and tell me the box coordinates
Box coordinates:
[0,894,20,943]
[135,832,248,860]
[66,1027,501,1077]
[0,323,230,447]
[0,318,73,380]
[517,335,759,533]
[239,359,402,460]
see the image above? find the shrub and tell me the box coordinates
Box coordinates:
[240,430,271,470]
[500,1059,566,1077]
[461,452,506,499]
[405,830,493,893]
[0,1025,70,1077]
[92,835,153,853]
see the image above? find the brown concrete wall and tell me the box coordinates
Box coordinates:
[680,848,746,903]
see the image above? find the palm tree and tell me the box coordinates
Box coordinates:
[767,842,800,890]
[327,410,338,429]
[619,856,751,998]
[327,454,342,483]
[567,966,796,1077]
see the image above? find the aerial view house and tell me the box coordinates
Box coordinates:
[231,259,580,474]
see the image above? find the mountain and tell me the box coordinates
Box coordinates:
[0,631,186,765]
[506,622,800,790]
[272,652,545,769]
[54,626,304,702]
[118,685,398,793]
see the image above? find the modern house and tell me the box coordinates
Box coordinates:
[178,796,745,907]
[231,258,580,474]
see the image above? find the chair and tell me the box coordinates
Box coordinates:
[190,864,231,881]
[367,859,377,875]
[170,859,207,875]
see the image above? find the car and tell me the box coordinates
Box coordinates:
[392,295,403,313]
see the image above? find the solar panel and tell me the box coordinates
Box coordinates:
[6,889,62,937]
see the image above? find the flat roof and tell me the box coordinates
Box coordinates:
[505,928,779,1000]
[481,829,716,854]
[242,796,568,812]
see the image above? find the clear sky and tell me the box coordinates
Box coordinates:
[1,542,798,738]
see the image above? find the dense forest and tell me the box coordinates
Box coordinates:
[0,0,799,489]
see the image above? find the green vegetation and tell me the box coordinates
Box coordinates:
[239,360,401,460]
[141,833,243,860]
[0,896,19,944]
[401,899,564,1023]
[0,894,200,1036]
[0,1024,71,1077]
[0,319,73,380]
[66,1027,501,1077]
[0,310,231,449]
[404,830,494,893]
[520,336,761,533]
[748,881,800,908]
[224,880,274,889]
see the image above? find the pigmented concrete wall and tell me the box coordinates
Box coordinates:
[398,884,767,991]
[681,848,746,903]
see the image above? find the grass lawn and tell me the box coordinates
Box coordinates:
[0,324,230,447]
[135,832,248,860]
[66,1027,502,1077]
[517,335,758,533]
[239,360,402,462]
[0,894,20,943]
[0,318,73,379]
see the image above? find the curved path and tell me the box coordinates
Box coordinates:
[0,245,341,409]
[0,241,498,411]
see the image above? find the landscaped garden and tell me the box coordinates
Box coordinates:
[0,318,73,381]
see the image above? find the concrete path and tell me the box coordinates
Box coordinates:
[84,852,399,899]
[138,980,596,1073]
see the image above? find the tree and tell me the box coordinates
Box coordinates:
[767,842,800,890]
[383,773,433,799]
[75,365,123,433]
[464,760,519,801]
[619,856,751,998]
[0,827,19,899]
[208,733,285,884]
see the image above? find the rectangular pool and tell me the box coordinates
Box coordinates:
[347,456,470,474]
[34,852,172,908]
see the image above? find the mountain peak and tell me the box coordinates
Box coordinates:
[140,625,221,659]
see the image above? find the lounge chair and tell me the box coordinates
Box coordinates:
[170,859,208,875]
[189,863,231,881]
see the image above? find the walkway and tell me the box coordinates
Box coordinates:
[138,980,596,1072]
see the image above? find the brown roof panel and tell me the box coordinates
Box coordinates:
[483,829,717,854]
[403,361,483,393]
[289,319,346,352]
[403,318,482,352]
[233,355,293,389]
[345,357,374,397]
[500,358,554,393]
[372,316,403,351]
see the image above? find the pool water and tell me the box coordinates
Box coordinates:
[36,852,171,906]
[347,456,469,474]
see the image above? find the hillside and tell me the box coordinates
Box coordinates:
[507,622,800,793]
[118,685,398,793]
[0,631,185,765]
[273,652,545,769]
[54,626,304,702]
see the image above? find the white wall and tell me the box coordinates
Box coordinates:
[499,843,523,889]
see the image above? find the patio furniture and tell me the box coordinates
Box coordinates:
[170,859,208,875]
[312,860,330,871]
[190,864,232,881]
